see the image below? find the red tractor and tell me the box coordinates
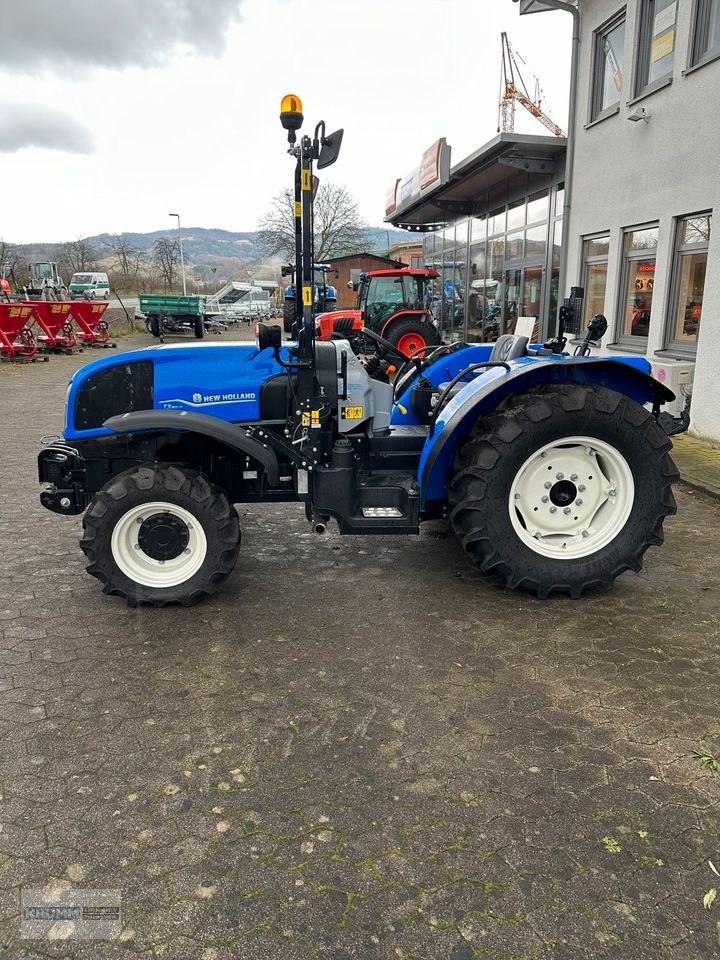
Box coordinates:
[317,267,442,356]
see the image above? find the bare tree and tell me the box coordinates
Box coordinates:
[59,236,97,274]
[257,183,367,261]
[152,237,180,289]
[104,234,146,289]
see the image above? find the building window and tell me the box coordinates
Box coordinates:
[591,11,626,120]
[665,213,711,352]
[582,235,610,325]
[618,225,659,342]
[691,0,720,65]
[635,0,677,95]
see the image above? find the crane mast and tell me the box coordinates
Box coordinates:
[498,32,566,138]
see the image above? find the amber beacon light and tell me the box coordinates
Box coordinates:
[280,94,304,142]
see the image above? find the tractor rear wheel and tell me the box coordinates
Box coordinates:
[283,301,296,334]
[194,315,204,339]
[149,314,160,337]
[449,384,678,598]
[384,316,440,356]
[81,464,240,607]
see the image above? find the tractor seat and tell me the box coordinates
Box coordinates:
[489,334,529,362]
[434,335,530,403]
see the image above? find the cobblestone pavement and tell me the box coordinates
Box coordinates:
[1,331,720,959]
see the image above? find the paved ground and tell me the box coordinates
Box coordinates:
[671,434,720,501]
[1,330,720,959]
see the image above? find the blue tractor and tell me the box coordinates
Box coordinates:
[37,96,684,607]
[282,262,337,333]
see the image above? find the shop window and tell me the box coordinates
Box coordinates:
[582,235,610,325]
[617,225,659,343]
[507,199,526,232]
[691,0,720,65]
[506,231,524,261]
[591,11,626,120]
[471,216,487,243]
[489,209,505,236]
[635,0,676,95]
[409,254,423,269]
[527,191,549,225]
[423,234,434,261]
[665,213,711,352]
[525,224,546,260]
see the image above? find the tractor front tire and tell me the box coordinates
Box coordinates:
[81,464,240,607]
[449,385,678,598]
[384,316,441,356]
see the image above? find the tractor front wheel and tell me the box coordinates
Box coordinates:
[81,465,240,607]
[449,384,678,598]
[383,316,441,357]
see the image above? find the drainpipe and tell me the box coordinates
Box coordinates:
[513,0,580,323]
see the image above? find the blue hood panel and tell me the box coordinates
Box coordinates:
[65,341,286,439]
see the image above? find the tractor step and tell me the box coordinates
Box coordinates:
[338,473,419,535]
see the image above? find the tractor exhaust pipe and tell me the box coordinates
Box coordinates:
[312,521,327,536]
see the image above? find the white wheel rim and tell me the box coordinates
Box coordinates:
[508,435,634,560]
[110,501,208,588]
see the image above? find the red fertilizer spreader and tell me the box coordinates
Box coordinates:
[68,300,110,344]
[0,302,37,359]
[28,301,76,350]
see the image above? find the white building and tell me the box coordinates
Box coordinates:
[517,0,720,438]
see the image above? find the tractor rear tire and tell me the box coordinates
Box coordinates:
[283,300,296,334]
[194,315,204,339]
[149,314,160,337]
[81,464,240,607]
[384,316,441,356]
[448,384,679,598]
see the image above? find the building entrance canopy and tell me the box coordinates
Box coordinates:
[385,133,566,232]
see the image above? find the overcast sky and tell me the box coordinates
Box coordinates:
[0,0,572,244]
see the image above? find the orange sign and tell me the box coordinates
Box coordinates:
[419,138,446,191]
[385,178,400,217]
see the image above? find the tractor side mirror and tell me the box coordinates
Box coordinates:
[317,128,344,169]
[586,314,608,343]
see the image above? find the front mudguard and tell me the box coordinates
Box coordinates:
[416,357,676,507]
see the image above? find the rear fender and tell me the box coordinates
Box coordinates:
[418,356,675,507]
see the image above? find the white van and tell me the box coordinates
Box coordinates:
[69,272,111,300]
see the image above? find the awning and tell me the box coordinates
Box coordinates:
[386,132,566,231]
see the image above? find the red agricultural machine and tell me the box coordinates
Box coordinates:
[0,299,114,361]
[317,268,441,356]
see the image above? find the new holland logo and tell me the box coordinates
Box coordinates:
[187,391,257,404]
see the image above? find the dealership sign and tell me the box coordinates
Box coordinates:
[385,138,451,217]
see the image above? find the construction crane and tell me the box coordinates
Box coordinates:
[498,32,566,138]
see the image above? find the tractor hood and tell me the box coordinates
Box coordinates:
[64,341,287,440]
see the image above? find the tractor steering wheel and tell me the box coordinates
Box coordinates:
[360,327,413,365]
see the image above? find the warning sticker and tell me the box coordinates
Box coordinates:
[302,286,312,305]
[301,410,321,427]
[341,406,364,420]
[302,169,311,190]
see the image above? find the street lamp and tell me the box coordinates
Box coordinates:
[169,212,187,296]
